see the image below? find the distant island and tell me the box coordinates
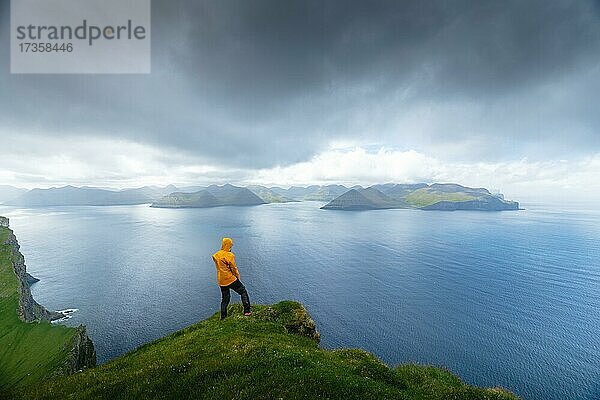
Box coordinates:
[322,183,519,211]
[150,184,266,208]
[2,185,178,207]
[0,185,27,204]
[1,183,519,211]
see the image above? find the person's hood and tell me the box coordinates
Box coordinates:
[221,237,233,251]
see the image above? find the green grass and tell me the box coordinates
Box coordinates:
[405,189,476,208]
[14,301,518,400]
[0,227,77,393]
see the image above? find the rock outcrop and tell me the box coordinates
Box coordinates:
[61,326,97,374]
[258,301,321,343]
[25,272,40,286]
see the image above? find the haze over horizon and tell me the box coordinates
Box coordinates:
[1,0,599,202]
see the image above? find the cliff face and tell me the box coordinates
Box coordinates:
[61,326,97,374]
[1,217,96,373]
[3,223,61,322]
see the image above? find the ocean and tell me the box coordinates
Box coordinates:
[1,202,599,400]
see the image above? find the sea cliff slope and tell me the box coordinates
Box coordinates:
[0,216,95,393]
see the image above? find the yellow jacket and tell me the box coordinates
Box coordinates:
[212,237,240,286]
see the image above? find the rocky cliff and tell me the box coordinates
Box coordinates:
[3,220,61,322]
[60,326,97,374]
[1,216,96,372]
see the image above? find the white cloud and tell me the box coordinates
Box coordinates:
[252,147,600,202]
[252,147,438,186]
[0,132,253,189]
[2,133,599,203]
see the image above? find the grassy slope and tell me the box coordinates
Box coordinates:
[0,227,76,391]
[17,301,517,400]
[405,189,476,208]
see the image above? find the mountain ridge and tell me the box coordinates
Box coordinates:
[4,183,519,211]
[151,184,266,208]
[6,185,175,207]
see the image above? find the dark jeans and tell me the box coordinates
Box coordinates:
[220,279,251,319]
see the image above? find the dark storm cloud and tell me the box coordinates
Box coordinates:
[1,0,599,168]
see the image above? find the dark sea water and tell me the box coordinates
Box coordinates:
[1,202,599,400]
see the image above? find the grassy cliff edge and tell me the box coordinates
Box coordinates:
[0,221,95,396]
[16,301,518,400]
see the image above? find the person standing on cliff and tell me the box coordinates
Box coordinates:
[212,237,252,319]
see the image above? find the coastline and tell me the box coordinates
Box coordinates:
[0,216,96,387]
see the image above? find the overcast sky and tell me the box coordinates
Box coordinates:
[1,0,599,201]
